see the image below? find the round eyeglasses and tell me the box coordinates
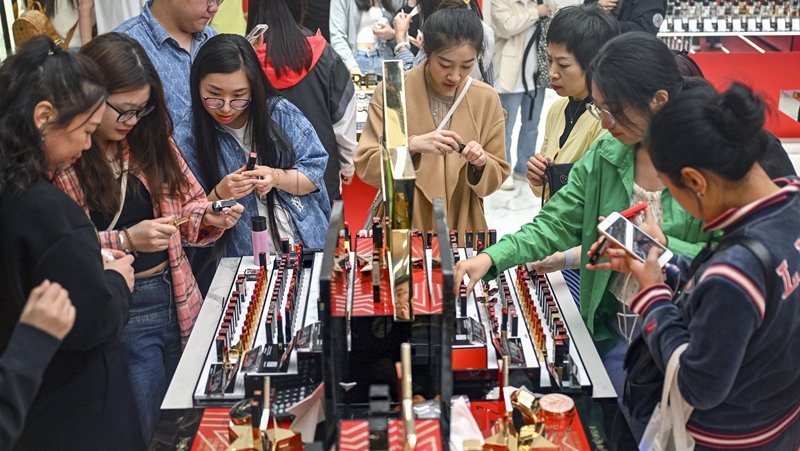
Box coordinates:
[586,102,631,128]
[207,0,224,7]
[106,102,155,123]
[203,96,252,111]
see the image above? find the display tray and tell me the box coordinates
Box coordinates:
[192,252,324,406]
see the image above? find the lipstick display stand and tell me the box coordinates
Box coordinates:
[162,61,623,451]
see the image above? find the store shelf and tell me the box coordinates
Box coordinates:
[779,90,800,122]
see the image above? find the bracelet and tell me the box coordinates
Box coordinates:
[394,41,411,53]
[213,185,222,199]
[122,227,139,257]
[274,168,281,187]
[563,249,574,270]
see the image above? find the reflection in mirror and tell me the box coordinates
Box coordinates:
[391,229,413,321]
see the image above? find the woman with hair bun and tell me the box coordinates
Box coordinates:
[454,33,716,436]
[589,83,800,450]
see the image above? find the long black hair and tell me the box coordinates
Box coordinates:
[648,83,768,188]
[246,0,313,78]
[78,33,190,217]
[586,32,684,133]
[190,34,297,249]
[0,36,106,195]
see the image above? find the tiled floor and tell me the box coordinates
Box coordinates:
[484,89,800,236]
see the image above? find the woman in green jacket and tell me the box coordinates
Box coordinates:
[454,32,717,423]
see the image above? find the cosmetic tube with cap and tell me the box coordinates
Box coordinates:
[252,216,269,264]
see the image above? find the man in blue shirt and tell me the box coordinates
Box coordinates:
[115,0,221,127]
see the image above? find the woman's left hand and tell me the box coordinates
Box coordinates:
[202,201,244,229]
[244,165,280,196]
[461,141,487,169]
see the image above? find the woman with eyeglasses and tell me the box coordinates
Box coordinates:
[454,32,717,433]
[52,33,242,445]
[174,34,330,258]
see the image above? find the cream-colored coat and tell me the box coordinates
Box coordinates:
[355,63,510,245]
[491,0,542,93]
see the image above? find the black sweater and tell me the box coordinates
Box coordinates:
[0,177,144,451]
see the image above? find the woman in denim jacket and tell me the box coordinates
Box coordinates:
[174,35,330,258]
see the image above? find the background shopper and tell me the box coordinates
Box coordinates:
[329,0,404,76]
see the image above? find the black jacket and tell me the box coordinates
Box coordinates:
[586,0,667,35]
[0,178,144,451]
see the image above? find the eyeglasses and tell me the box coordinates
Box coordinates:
[207,0,224,7]
[106,102,155,123]
[586,102,631,128]
[203,96,252,110]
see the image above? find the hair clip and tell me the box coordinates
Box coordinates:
[678,49,689,56]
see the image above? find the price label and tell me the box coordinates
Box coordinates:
[704,18,715,31]
[718,18,727,31]
[674,18,684,31]
[777,17,787,31]
[792,18,800,30]
[689,18,699,31]
[762,18,772,31]
[732,17,743,31]
[747,17,758,31]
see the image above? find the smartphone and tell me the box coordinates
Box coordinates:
[245,24,269,44]
[596,212,673,267]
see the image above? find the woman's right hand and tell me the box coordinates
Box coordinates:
[127,218,179,253]
[453,253,495,296]
[393,11,412,43]
[409,130,463,155]
[526,154,549,186]
[105,253,135,292]
[215,167,255,200]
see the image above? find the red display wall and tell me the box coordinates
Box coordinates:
[692,52,800,138]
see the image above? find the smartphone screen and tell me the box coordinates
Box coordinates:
[597,213,673,266]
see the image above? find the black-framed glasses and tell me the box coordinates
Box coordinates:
[106,102,155,123]
[203,96,252,110]
[586,102,631,128]
[207,0,224,7]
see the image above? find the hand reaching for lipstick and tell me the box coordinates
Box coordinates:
[409,130,462,155]
[213,167,255,201]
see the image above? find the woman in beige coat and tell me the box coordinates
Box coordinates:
[355,8,509,244]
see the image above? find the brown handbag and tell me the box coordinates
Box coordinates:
[12,1,78,51]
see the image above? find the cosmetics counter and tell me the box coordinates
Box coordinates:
[156,201,629,451]
[655,0,800,49]
[155,61,629,451]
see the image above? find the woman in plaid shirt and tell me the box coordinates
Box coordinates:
[53,33,243,445]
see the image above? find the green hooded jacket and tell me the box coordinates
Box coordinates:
[483,134,718,344]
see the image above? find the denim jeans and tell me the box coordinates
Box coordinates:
[355,47,390,76]
[499,88,546,176]
[122,267,182,445]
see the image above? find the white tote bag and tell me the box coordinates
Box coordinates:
[639,343,695,451]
